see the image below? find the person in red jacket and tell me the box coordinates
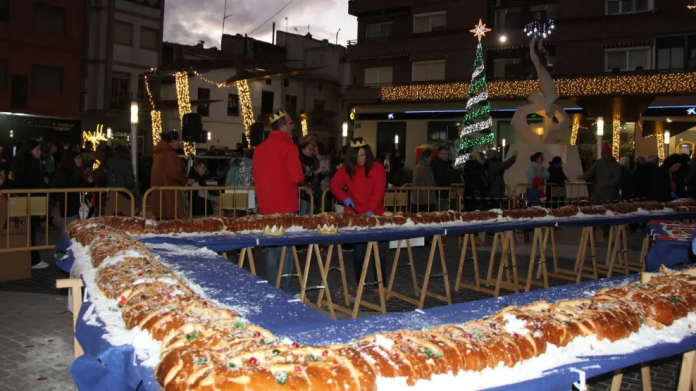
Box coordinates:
[253,110,304,294]
[330,137,388,286]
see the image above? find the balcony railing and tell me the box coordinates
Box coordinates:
[348,35,395,46]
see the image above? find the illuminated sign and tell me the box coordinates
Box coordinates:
[387,113,394,120]
[687,108,696,116]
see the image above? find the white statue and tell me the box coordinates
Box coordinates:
[512,37,571,144]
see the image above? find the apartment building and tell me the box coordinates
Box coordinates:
[82,0,165,155]
[345,0,696,166]
[0,0,86,154]
[158,31,348,153]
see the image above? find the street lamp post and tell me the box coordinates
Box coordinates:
[130,101,139,181]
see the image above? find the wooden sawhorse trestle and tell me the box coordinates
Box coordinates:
[385,235,452,309]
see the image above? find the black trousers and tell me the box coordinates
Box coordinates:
[353,242,389,286]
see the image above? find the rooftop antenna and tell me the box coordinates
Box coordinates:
[221,0,233,40]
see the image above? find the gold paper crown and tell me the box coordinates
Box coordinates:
[270,110,288,123]
[350,139,368,148]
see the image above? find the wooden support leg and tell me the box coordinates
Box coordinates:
[371,242,388,315]
[312,244,336,319]
[508,231,520,293]
[486,232,501,282]
[605,226,615,265]
[316,245,333,309]
[386,240,404,300]
[455,234,471,292]
[606,227,622,278]
[56,278,84,358]
[640,363,652,391]
[620,225,630,275]
[299,245,315,303]
[238,247,257,276]
[436,234,452,305]
[351,242,374,319]
[493,232,512,298]
[336,245,350,307]
[524,228,540,292]
[610,370,623,391]
[639,235,650,272]
[677,351,696,391]
[276,246,287,289]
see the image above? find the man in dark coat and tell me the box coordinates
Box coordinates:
[432,147,452,211]
[633,155,658,200]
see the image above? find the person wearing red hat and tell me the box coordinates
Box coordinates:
[578,146,622,203]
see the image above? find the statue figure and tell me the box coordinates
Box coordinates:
[512,37,572,144]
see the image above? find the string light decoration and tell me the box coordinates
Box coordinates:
[236,79,254,145]
[144,76,163,147]
[523,13,554,38]
[301,118,308,137]
[656,127,665,164]
[83,124,109,149]
[570,114,580,145]
[612,116,621,160]
[455,18,494,167]
[93,159,101,171]
[628,123,636,151]
[612,98,621,160]
[151,110,162,145]
[381,73,696,102]
[174,71,195,156]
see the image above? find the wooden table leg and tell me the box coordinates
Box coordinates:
[351,242,373,319]
[610,369,623,391]
[312,244,336,319]
[371,242,388,315]
[641,363,652,391]
[336,245,350,307]
[299,245,315,303]
[56,278,84,359]
[677,351,696,391]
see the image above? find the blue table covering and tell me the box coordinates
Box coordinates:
[70,235,696,391]
[645,221,696,272]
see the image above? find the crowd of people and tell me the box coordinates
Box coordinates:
[3,112,696,283]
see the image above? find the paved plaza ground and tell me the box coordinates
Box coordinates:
[0,225,688,390]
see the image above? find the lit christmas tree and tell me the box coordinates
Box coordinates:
[455,19,495,167]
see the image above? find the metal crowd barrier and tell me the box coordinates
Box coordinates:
[320,187,464,213]
[142,186,315,220]
[0,188,135,254]
[511,182,595,208]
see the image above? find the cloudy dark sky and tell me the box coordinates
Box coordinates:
[163,0,357,47]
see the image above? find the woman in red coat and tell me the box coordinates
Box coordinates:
[330,138,388,286]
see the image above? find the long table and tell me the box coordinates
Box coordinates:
[67,237,696,391]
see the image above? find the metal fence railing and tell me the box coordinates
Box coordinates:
[321,187,464,214]
[142,186,315,220]
[0,188,135,253]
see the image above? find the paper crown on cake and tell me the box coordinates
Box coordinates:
[350,138,368,148]
[270,110,288,123]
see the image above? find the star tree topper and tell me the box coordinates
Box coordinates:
[470,18,491,42]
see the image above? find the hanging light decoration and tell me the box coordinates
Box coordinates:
[523,12,555,38]
[174,71,195,156]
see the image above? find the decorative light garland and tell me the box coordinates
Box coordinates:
[523,18,555,39]
[174,71,195,156]
[656,128,665,164]
[235,80,254,146]
[461,118,493,136]
[612,116,621,160]
[144,76,162,147]
[83,124,108,149]
[301,118,308,137]
[612,98,621,160]
[151,110,162,145]
[570,115,580,146]
[381,73,696,101]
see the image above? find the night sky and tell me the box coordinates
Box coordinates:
[163,0,357,47]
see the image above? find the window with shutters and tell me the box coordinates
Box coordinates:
[140,27,158,50]
[34,3,65,33]
[31,65,63,94]
[364,67,393,86]
[227,93,239,116]
[114,21,133,45]
[412,60,445,82]
[197,88,210,117]
[110,72,130,110]
[604,47,651,71]
[365,23,393,42]
[605,0,652,14]
[413,12,446,34]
